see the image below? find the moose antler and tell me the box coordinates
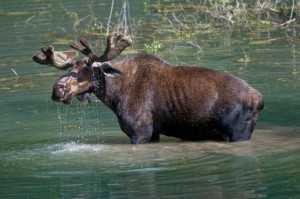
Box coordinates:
[69,38,99,62]
[32,46,78,70]
[69,34,132,63]
[99,34,132,62]
[33,34,132,70]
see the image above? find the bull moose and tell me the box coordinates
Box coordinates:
[33,34,264,144]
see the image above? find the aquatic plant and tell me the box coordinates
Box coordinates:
[144,40,164,54]
[144,0,299,30]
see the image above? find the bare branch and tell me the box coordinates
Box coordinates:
[172,13,189,30]
[107,0,114,36]
[280,18,296,27]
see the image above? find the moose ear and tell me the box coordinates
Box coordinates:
[101,63,122,78]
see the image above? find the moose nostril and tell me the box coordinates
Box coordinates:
[52,85,66,102]
[59,88,65,97]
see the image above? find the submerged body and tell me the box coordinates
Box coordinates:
[83,54,264,144]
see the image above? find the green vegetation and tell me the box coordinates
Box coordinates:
[147,0,298,27]
[144,40,164,53]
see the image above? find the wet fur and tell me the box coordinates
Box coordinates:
[89,54,264,144]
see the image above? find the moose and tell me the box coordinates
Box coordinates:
[33,34,264,144]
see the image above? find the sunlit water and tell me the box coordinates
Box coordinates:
[0,0,300,198]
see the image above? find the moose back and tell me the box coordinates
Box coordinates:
[33,34,264,144]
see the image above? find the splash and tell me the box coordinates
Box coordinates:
[55,102,106,142]
[51,142,108,154]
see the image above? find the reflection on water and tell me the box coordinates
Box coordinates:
[0,0,300,198]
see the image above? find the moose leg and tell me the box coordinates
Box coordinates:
[130,123,154,144]
[221,105,257,142]
[118,114,155,144]
[150,133,160,142]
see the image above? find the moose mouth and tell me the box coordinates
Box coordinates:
[52,92,92,105]
[76,92,92,104]
[60,94,73,104]
[51,86,73,104]
[51,84,92,105]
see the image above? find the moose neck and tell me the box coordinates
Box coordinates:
[92,67,106,102]
[92,67,119,110]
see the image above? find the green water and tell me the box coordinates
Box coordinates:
[0,0,300,198]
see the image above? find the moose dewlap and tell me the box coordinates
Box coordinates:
[33,34,264,144]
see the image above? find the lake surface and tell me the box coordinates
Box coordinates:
[0,0,299,198]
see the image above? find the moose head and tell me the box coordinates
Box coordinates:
[33,34,132,104]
